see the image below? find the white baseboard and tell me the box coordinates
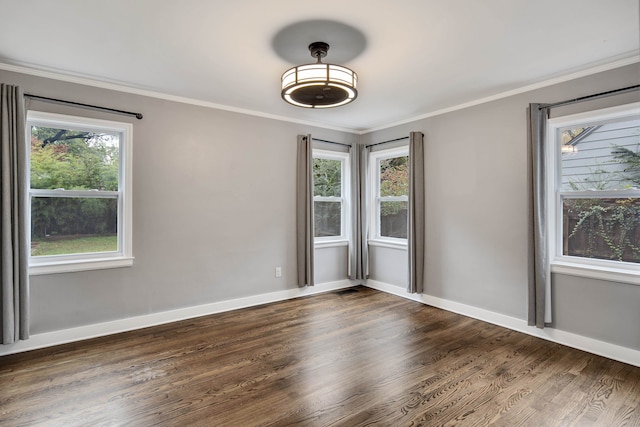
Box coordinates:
[0,280,354,357]
[5,279,638,367]
[365,280,640,367]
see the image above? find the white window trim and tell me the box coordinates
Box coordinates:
[315,240,349,249]
[27,111,134,275]
[368,239,408,250]
[313,149,350,247]
[368,146,409,247]
[546,102,640,286]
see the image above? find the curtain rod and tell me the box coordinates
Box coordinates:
[311,137,351,148]
[538,84,640,111]
[24,94,144,120]
[365,136,409,148]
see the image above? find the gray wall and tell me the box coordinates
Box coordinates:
[315,246,349,284]
[2,63,639,353]
[361,63,640,351]
[369,245,407,286]
[0,69,356,334]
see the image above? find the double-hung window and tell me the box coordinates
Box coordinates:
[312,149,349,246]
[27,111,133,274]
[369,146,409,246]
[547,102,640,283]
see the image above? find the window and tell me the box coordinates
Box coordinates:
[313,149,349,245]
[369,146,409,246]
[547,102,640,283]
[27,111,133,275]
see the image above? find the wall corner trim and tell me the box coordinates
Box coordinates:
[0,280,354,357]
[364,280,640,367]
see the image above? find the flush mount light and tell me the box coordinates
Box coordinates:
[281,42,358,108]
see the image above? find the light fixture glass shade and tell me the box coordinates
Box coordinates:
[281,43,358,108]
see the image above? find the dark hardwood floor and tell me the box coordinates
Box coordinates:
[1,287,639,426]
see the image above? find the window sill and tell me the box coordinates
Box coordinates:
[551,260,640,286]
[315,240,349,249]
[368,239,408,250]
[29,256,135,276]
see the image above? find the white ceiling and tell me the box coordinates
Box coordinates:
[0,0,638,132]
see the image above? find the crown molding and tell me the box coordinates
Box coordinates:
[0,62,359,135]
[361,55,640,134]
[2,55,638,136]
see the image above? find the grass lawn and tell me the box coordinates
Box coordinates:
[31,235,117,256]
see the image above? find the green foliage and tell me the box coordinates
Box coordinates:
[30,126,120,241]
[313,158,342,237]
[566,198,640,262]
[380,156,408,217]
[30,127,119,190]
[612,144,640,187]
[380,156,408,197]
[566,142,640,263]
[31,235,117,257]
[313,158,341,197]
[31,197,117,239]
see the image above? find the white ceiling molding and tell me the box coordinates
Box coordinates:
[2,55,638,136]
[0,62,359,135]
[362,55,640,134]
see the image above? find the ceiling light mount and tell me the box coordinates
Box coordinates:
[308,41,329,61]
[281,41,358,108]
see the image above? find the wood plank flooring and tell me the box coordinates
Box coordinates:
[1,287,639,426]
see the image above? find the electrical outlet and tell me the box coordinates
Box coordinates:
[275,267,282,278]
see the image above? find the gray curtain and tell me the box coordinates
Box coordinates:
[348,144,369,282]
[408,132,425,294]
[296,134,314,287]
[1,83,29,344]
[527,104,551,328]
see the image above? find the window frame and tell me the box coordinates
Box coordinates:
[27,111,134,275]
[546,102,640,285]
[368,146,409,249]
[312,149,350,248]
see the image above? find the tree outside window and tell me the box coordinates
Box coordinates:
[312,150,348,241]
[370,146,409,242]
[27,111,133,274]
[379,156,409,238]
[30,126,120,256]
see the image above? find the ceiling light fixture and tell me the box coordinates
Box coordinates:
[281,42,358,108]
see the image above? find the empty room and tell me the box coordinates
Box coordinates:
[1,1,639,425]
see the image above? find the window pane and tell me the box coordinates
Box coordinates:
[380,156,409,197]
[563,198,640,263]
[560,119,640,192]
[314,201,341,237]
[380,201,408,238]
[313,158,342,197]
[31,197,118,256]
[30,125,120,190]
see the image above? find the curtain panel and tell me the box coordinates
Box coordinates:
[296,134,314,287]
[527,104,551,328]
[1,83,30,344]
[349,144,369,282]
[408,132,425,294]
